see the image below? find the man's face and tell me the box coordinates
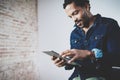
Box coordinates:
[64,2,90,28]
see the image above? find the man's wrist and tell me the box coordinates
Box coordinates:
[89,51,95,60]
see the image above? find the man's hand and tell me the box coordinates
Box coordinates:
[61,49,94,64]
[51,56,66,67]
[51,49,94,67]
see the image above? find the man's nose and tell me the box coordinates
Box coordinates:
[72,17,77,22]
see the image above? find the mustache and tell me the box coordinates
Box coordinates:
[75,19,82,24]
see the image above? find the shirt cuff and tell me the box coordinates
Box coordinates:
[91,48,103,59]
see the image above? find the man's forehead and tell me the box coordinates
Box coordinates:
[65,2,78,10]
[64,2,81,15]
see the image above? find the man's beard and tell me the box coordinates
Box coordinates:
[79,11,90,28]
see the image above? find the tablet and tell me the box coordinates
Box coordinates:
[43,50,61,58]
[43,50,82,67]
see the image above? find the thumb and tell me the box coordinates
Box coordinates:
[68,56,76,64]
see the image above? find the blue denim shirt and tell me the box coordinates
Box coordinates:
[65,14,120,80]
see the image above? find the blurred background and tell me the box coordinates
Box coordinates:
[0,0,120,80]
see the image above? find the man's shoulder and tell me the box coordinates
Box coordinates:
[101,16,119,29]
[97,14,117,24]
[101,16,117,23]
[96,14,119,31]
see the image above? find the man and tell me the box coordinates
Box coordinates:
[52,0,120,80]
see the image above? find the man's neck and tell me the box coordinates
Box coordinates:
[82,15,96,34]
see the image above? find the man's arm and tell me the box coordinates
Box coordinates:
[103,20,120,66]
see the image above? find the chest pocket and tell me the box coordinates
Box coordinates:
[71,38,83,49]
[90,35,105,48]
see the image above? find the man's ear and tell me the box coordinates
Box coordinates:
[85,3,90,11]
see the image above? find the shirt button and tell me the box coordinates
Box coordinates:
[74,40,77,43]
[95,36,98,40]
[84,40,88,46]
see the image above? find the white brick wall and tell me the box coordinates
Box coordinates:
[0,0,39,80]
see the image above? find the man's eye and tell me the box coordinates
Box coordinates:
[73,11,78,15]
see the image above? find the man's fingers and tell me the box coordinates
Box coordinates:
[51,56,57,60]
[56,59,66,67]
[68,56,77,64]
[54,58,61,64]
[61,50,70,55]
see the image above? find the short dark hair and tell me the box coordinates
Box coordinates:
[63,0,89,9]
